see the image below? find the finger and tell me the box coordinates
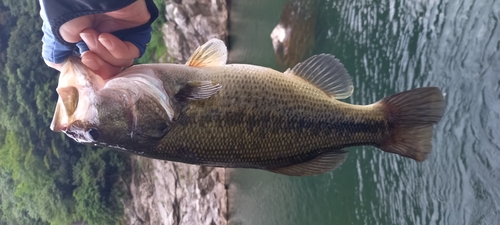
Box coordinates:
[81,51,127,80]
[80,29,134,68]
[59,16,93,43]
[98,33,140,60]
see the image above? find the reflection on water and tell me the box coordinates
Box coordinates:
[270,0,316,68]
[228,0,500,224]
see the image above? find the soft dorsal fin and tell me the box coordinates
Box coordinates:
[186,38,227,67]
[268,149,348,176]
[285,54,354,99]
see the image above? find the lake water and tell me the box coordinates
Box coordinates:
[226,0,500,224]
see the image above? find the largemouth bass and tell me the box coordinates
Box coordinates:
[51,39,445,176]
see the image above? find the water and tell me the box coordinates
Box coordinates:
[227,0,500,224]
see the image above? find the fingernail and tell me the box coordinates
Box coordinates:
[99,37,114,50]
[80,33,96,48]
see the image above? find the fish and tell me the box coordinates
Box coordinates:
[50,38,445,176]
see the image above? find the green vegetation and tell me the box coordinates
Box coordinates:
[137,0,170,63]
[0,1,136,224]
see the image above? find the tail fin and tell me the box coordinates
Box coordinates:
[376,87,445,161]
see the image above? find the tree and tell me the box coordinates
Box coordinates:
[0,2,131,224]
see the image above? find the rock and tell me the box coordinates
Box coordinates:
[122,157,228,225]
[163,0,229,63]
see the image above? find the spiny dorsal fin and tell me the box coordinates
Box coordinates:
[269,149,348,176]
[285,54,353,99]
[174,80,222,102]
[186,39,227,67]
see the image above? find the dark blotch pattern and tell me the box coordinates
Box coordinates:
[134,65,390,169]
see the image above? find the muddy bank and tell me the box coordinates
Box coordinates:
[121,0,229,224]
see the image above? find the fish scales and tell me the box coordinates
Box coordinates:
[51,39,445,176]
[149,64,389,168]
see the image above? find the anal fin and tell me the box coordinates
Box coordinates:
[269,149,348,176]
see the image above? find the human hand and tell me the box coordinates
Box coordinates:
[78,29,140,79]
[46,0,151,79]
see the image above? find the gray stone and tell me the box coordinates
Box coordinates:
[122,157,228,225]
[162,0,228,63]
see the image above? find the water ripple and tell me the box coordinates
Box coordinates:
[228,0,500,224]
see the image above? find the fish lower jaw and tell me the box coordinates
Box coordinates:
[50,122,67,132]
[62,130,89,143]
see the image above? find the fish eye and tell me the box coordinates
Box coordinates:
[88,128,99,141]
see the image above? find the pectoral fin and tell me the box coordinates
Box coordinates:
[186,39,227,67]
[174,81,222,102]
[51,86,79,132]
[56,86,79,116]
[269,149,348,176]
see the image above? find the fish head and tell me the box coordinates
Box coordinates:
[57,88,133,144]
[51,57,172,150]
[50,56,105,134]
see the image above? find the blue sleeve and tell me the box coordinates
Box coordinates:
[40,2,76,64]
[40,0,156,63]
[115,26,153,58]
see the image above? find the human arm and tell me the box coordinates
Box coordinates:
[40,0,158,79]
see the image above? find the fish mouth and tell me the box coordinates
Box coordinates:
[62,121,99,143]
[51,56,104,133]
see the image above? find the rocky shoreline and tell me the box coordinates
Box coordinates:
[163,0,229,64]
[122,157,228,225]
[121,0,229,224]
